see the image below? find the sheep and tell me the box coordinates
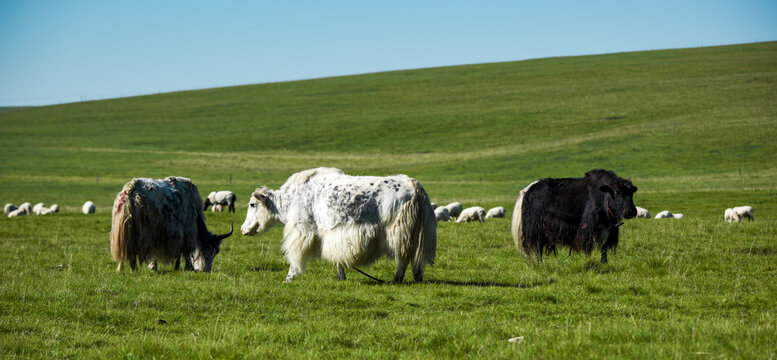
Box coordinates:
[456,207,486,223]
[4,204,18,214]
[7,208,28,217]
[485,206,506,219]
[445,202,463,218]
[18,202,32,214]
[733,206,754,222]
[434,207,451,222]
[725,208,739,222]
[82,201,96,214]
[672,213,684,219]
[32,203,45,215]
[635,206,651,218]
[654,210,673,219]
[50,204,59,213]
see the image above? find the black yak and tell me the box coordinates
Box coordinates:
[511,169,638,263]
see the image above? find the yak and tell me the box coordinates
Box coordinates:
[241,167,437,283]
[511,169,638,263]
[110,176,233,272]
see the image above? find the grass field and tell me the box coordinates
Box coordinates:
[1,42,776,358]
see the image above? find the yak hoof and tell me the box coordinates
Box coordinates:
[336,266,346,280]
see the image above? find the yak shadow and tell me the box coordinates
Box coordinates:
[425,278,554,289]
[250,266,285,272]
[356,277,554,288]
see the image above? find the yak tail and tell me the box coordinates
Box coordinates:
[110,180,136,269]
[512,180,538,255]
[407,178,437,271]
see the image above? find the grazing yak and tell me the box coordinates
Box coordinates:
[82,201,96,214]
[485,206,506,219]
[110,176,233,272]
[445,202,463,218]
[511,169,638,263]
[434,206,451,222]
[240,167,437,283]
[203,191,237,213]
[456,206,486,223]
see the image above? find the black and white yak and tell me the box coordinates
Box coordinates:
[240,167,437,283]
[110,176,233,272]
[511,169,638,263]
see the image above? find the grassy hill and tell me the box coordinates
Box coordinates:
[1,42,776,358]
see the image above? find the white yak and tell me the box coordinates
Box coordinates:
[240,167,436,283]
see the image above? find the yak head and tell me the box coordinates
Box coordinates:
[599,177,638,220]
[192,223,233,272]
[241,187,280,236]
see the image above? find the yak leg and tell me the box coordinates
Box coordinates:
[129,258,137,272]
[183,254,194,271]
[336,265,346,280]
[284,264,303,283]
[116,262,123,272]
[600,249,609,263]
[393,257,409,284]
[411,260,425,283]
[174,257,180,270]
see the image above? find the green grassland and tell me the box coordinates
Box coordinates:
[1,42,776,358]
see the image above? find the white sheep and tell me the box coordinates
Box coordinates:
[456,207,486,223]
[7,208,28,217]
[672,213,684,219]
[50,204,59,213]
[654,210,673,219]
[4,203,18,214]
[485,206,506,219]
[725,208,739,222]
[635,206,651,218]
[82,201,96,214]
[18,202,32,214]
[32,203,45,215]
[445,202,463,218]
[733,206,754,222]
[434,207,450,222]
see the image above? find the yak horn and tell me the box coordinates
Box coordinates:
[213,223,234,241]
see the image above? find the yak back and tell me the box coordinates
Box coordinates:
[127,177,205,263]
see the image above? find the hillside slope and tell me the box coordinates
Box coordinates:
[0,42,775,214]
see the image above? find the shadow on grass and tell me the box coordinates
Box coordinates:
[425,278,554,289]
[355,277,554,288]
[250,266,284,272]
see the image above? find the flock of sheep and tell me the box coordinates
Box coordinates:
[3,197,755,224]
[431,201,505,223]
[633,205,754,222]
[5,201,95,217]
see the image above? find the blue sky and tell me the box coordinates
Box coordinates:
[1,1,775,106]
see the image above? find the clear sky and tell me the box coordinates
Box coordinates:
[1,1,775,106]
